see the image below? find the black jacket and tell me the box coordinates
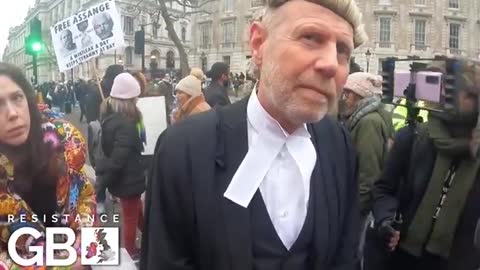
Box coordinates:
[140,98,360,270]
[204,81,231,107]
[371,125,480,270]
[85,86,102,123]
[96,113,145,198]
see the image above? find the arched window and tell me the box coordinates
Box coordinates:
[166,50,175,69]
[151,49,161,60]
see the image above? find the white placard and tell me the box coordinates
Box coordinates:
[137,96,168,155]
[50,0,125,72]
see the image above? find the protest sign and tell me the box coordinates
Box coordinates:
[50,0,125,72]
[136,96,168,155]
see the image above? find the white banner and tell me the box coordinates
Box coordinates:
[50,0,125,72]
[136,96,168,155]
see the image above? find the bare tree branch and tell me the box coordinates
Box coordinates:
[44,42,57,66]
[132,0,146,17]
[172,0,217,8]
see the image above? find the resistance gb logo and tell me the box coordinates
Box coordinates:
[81,227,119,265]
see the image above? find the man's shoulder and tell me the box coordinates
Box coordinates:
[312,116,354,155]
[161,110,218,145]
[312,116,346,138]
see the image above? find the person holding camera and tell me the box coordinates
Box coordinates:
[365,62,480,270]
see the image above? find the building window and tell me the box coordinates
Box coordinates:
[448,0,459,9]
[166,50,175,69]
[223,55,231,67]
[199,23,211,49]
[414,20,426,49]
[379,17,392,48]
[415,0,426,5]
[449,23,461,53]
[123,16,134,35]
[222,21,235,48]
[125,47,133,65]
[251,0,263,7]
[224,0,234,12]
[379,0,391,5]
[181,27,186,43]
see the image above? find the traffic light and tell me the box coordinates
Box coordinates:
[444,58,460,112]
[25,17,43,55]
[381,57,396,103]
[134,30,145,54]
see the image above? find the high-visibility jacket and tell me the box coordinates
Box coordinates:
[392,99,429,131]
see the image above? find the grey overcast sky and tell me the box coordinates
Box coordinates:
[0,0,36,58]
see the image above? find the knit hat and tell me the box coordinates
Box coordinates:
[344,72,382,98]
[175,75,202,97]
[110,73,141,99]
[190,68,206,81]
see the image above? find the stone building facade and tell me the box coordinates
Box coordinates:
[189,0,480,74]
[2,0,193,83]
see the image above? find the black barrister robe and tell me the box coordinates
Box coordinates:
[140,98,360,270]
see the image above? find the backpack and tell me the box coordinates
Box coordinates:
[87,120,105,169]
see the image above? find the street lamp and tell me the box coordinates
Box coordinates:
[365,49,372,73]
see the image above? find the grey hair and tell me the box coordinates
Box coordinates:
[100,96,142,122]
[264,0,368,48]
[93,12,113,25]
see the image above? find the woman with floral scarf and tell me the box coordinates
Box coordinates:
[0,63,96,269]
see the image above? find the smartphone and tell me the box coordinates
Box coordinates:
[394,71,443,103]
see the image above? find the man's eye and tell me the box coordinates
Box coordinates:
[337,45,352,58]
[302,34,320,43]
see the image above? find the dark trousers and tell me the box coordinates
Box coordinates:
[79,102,86,122]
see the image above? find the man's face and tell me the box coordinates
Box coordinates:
[221,72,230,87]
[341,89,362,116]
[250,1,354,127]
[0,76,31,147]
[94,16,113,39]
[60,31,73,48]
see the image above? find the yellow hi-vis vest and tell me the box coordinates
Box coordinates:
[392,99,429,131]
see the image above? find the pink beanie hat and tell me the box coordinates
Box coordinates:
[110,73,141,99]
[344,72,383,98]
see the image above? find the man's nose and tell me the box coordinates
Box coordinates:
[313,42,339,78]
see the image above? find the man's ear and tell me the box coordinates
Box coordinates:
[250,21,267,67]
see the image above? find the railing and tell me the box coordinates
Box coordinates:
[199,44,211,50]
[251,0,264,8]
[448,48,462,55]
[410,43,430,52]
[376,41,394,49]
[221,42,236,49]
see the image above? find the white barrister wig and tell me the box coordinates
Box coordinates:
[264,0,368,48]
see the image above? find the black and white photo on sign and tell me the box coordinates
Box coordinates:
[50,0,125,72]
[76,20,93,49]
[60,29,77,57]
[92,12,114,40]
